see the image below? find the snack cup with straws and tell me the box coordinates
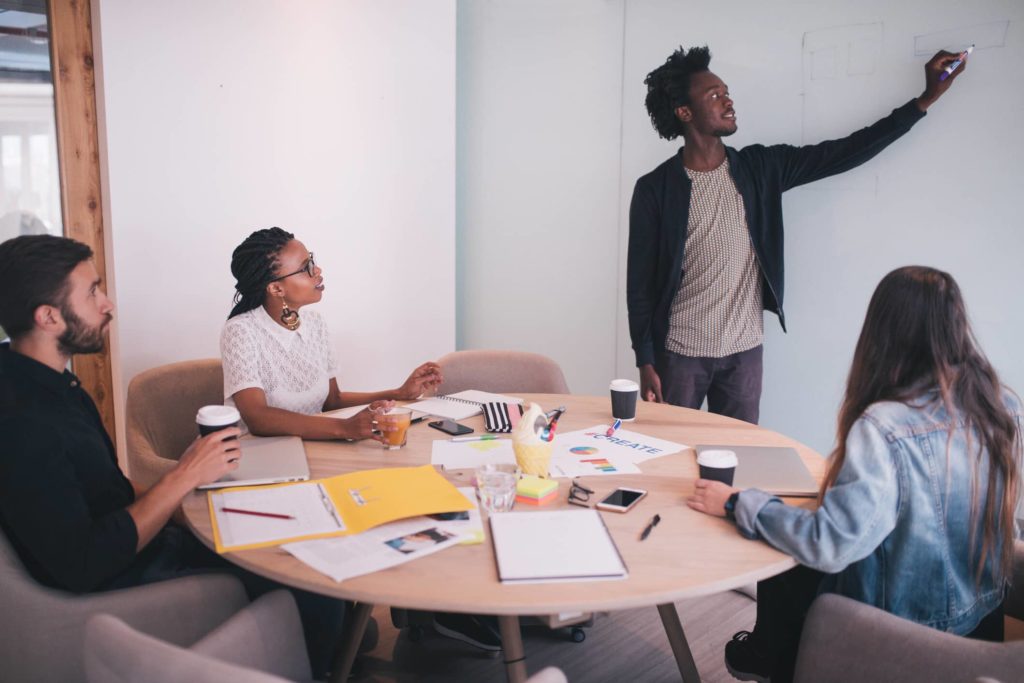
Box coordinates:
[512,440,553,478]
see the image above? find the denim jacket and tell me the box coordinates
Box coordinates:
[735,389,1023,634]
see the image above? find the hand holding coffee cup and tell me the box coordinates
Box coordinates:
[696,449,738,486]
[196,405,241,438]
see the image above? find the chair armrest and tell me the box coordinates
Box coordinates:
[77,573,249,647]
[191,590,311,681]
[794,594,1024,683]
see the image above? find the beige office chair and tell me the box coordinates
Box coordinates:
[434,349,570,396]
[793,542,1024,683]
[126,359,224,489]
[0,527,249,683]
[85,589,567,683]
[84,590,311,683]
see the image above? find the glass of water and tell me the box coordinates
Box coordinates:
[476,469,517,514]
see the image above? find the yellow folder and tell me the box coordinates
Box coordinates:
[208,465,473,553]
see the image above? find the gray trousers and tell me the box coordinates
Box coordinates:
[655,345,763,424]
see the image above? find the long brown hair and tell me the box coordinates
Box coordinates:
[821,266,1020,581]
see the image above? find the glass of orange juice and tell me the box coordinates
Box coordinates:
[379,407,413,450]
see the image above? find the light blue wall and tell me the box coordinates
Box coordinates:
[457,0,1024,456]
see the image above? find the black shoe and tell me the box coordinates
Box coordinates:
[724,630,772,682]
[433,613,502,652]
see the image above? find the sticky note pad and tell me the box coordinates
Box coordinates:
[516,489,558,506]
[517,475,557,499]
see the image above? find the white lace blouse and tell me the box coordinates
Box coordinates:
[220,306,339,416]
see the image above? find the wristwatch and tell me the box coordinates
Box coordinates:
[724,492,740,521]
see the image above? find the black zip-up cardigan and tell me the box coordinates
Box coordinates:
[627,99,927,368]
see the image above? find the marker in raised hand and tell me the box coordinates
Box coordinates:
[939,45,973,82]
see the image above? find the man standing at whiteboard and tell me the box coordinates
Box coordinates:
[627,46,965,423]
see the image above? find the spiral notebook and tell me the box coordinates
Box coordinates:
[405,390,523,421]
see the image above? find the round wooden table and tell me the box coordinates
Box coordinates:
[182,394,825,682]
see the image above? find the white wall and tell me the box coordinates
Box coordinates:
[94,1,457,449]
[459,0,1024,455]
[456,0,625,395]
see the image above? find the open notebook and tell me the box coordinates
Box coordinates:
[405,390,523,421]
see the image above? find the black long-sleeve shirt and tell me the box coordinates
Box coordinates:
[627,99,927,367]
[0,343,139,592]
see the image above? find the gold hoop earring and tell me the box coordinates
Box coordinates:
[280,299,300,330]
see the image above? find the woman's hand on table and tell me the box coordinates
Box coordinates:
[343,401,396,442]
[397,361,443,400]
[687,479,740,517]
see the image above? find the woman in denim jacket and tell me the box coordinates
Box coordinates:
[689,266,1023,682]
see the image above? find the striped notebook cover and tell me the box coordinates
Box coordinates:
[482,402,524,433]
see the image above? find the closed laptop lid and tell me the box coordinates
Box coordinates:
[695,444,819,497]
[198,435,310,490]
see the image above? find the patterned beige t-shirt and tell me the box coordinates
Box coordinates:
[665,158,764,358]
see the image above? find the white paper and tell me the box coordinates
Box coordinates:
[551,425,686,466]
[282,489,480,582]
[489,509,628,583]
[430,438,516,470]
[211,483,344,549]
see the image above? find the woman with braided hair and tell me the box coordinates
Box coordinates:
[221,227,442,441]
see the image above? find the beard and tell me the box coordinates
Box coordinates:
[57,305,110,355]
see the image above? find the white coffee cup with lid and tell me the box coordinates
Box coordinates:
[696,449,738,485]
[196,405,241,438]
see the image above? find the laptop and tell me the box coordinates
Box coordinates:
[198,435,310,489]
[695,444,819,497]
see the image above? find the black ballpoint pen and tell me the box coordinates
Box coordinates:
[640,513,661,540]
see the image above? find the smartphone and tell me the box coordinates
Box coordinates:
[428,419,474,436]
[595,487,648,513]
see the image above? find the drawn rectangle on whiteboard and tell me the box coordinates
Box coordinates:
[913,21,1008,55]
[801,21,882,195]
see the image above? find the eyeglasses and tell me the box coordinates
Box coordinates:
[270,252,316,282]
[568,480,594,507]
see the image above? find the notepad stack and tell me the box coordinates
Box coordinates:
[515,476,558,506]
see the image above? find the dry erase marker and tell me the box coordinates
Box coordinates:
[451,434,502,443]
[606,419,622,437]
[939,45,973,82]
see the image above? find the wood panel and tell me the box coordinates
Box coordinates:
[47,0,116,440]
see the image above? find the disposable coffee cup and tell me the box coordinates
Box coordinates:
[610,379,640,422]
[196,405,241,438]
[697,449,738,486]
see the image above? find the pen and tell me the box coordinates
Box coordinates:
[544,408,566,442]
[939,44,973,82]
[451,434,502,443]
[606,419,621,437]
[222,507,295,520]
[639,513,661,541]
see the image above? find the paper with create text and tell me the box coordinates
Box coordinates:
[552,425,686,466]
